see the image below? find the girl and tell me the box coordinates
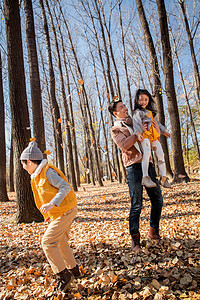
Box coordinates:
[132,89,171,188]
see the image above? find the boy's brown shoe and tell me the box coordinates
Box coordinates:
[55,268,73,292]
[69,265,82,278]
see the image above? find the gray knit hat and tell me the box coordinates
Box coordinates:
[20,141,43,161]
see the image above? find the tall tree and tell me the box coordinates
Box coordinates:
[135,0,173,178]
[39,0,64,173]
[4,0,43,222]
[0,51,9,202]
[169,22,200,167]
[45,0,77,191]
[178,0,200,112]
[59,1,103,187]
[23,0,46,153]
[156,0,189,182]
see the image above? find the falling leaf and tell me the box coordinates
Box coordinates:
[78,90,82,95]
[100,108,104,111]
[57,119,62,123]
[30,137,36,142]
[105,122,109,124]
[113,96,118,100]
[44,150,52,155]
[85,168,89,174]
[82,156,88,162]
[78,78,84,85]
[103,146,107,149]
[63,131,67,135]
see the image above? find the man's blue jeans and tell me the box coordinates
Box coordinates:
[126,162,163,236]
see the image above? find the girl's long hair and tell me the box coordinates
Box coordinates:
[134,89,157,117]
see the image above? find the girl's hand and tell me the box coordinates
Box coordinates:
[152,119,160,134]
[163,131,171,138]
[40,203,55,214]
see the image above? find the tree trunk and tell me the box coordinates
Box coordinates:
[93,0,121,183]
[118,2,133,115]
[0,51,9,202]
[59,1,103,187]
[156,0,189,182]
[39,0,64,173]
[169,23,200,164]
[136,0,173,178]
[45,0,77,191]
[4,0,43,222]
[9,128,15,192]
[179,0,200,112]
[23,0,46,153]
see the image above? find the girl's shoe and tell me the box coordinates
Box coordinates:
[142,175,157,188]
[160,176,171,188]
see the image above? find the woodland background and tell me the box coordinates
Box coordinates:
[0,0,199,223]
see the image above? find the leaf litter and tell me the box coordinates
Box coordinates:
[0,178,199,299]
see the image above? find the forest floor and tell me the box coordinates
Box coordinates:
[0,177,200,300]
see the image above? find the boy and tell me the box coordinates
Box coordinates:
[20,141,80,292]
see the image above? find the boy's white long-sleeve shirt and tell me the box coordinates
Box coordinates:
[46,168,71,207]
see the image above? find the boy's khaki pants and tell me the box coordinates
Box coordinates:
[42,206,77,274]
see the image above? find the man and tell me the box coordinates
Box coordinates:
[108,99,163,252]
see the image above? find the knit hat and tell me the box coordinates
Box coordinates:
[20,141,43,161]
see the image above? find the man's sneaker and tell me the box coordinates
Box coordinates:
[69,265,82,278]
[142,175,157,188]
[55,268,73,292]
[160,176,171,188]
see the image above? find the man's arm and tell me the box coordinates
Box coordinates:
[112,128,139,151]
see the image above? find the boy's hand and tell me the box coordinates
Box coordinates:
[163,131,171,138]
[40,203,55,214]
[137,133,144,142]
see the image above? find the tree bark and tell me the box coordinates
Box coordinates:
[23,0,46,153]
[178,0,200,112]
[9,128,15,192]
[0,51,9,202]
[156,0,189,182]
[135,0,173,178]
[45,0,77,191]
[4,0,43,222]
[39,0,64,173]
[59,1,103,187]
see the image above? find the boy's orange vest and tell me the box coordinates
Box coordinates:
[31,164,77,221]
